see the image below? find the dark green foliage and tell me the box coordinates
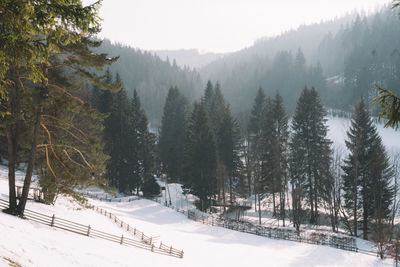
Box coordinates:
[289,87,332,225]
[183,102,217,211]
[373,85,400,129]
[217,105,244,204]
[142,175,161,197]
[342,98,394,239]
[158,86,189,182]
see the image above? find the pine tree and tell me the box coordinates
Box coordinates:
[217,105,244,206]
[259,97,280,218]
[159,86,189,182]
[248,87,265,216]
[342,98,394,239]
[127,89,156,195]
[289,86,332,225]
[204,80,214,114]
[183,102,217,211]
[272,92,289,225]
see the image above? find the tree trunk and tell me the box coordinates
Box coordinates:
[272,191,276,217]
[258,192,262,225]
[17,99,43,216]
[5,66,22,214]
[17,64,47,216]
[6,124,17,213]
[222,175,226,213]
[229,173,233,207]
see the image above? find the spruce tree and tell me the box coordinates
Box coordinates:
[204,80,214,114]
[248,87,265,215]
[272,91,289,225]
[159,86,189,182]
[217,105,244,206]
[259,97,280,218]
[289,86,332,225]
[183,102,217,211]
[342,98,394,239]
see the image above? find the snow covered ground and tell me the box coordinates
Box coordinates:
[0,117,398,266]
[0,166,394,267]
[326,116,400,156]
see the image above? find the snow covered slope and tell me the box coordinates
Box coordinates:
[0,171,393,266]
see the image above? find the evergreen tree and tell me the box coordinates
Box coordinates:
[204,80,214,114]
[217,105,244,206]
[272,92,289,224]
[127,89,156,195]
[289,86,332,225]
[248,87,265,217]
[158,86,189,182]
[259,97,280,217]
[342,98,394,239]
[183,102,217,211]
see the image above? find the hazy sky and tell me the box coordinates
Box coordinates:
[88,0,392,53]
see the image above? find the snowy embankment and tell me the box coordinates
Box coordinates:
[0,170,391,266]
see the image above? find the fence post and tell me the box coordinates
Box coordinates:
[151,244,154,252]
[159,241,162,249]
[121,220,123,227]
[134,228,136,235]
[169,246,172,254]
[51,214,55,227]
[120,235,124,245]
[141,232,144,240]
[127,224,130,231]
[87,225,91,236]
[180,250,184,258]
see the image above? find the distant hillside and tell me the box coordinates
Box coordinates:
[199,7,400,117]
[94,40,204,126]
[153,49,225,69]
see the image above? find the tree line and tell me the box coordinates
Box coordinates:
[158,80,397,242]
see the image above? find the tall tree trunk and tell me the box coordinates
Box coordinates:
[229,173,233,207]
[222,175,226,213]
[353,153,358,237]
[17,64,47,216]
[314,179,318,224]
[272,191,276,217]
[258,191,262,225]
[5,66,22,213]
[6,125,17,213]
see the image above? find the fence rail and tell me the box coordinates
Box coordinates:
[153,198,360,254]
[0,199,183,258]
[186,209,358,252]
[82,192,139,203]
[93,206,183,258]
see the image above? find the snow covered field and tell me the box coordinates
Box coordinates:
[0,166,394,267]
[326,116,400,156]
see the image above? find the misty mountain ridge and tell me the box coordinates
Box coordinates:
[153,49,226,69]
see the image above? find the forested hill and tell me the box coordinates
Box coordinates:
[94,39,203,126]
[199,7,400,117]
[95,7,400,126]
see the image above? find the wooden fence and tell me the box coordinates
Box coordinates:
[93,206,184,258]
[153,198,359,254]
[186,209,357,252]
[0,199,183,258]
[82,192,139,203]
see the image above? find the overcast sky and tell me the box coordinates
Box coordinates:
[87,0,392,53]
